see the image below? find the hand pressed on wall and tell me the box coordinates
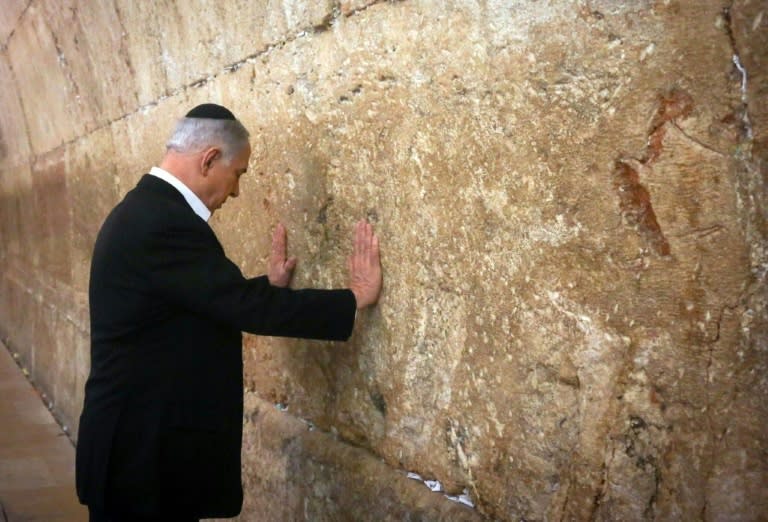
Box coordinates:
[348,219,382,309]
[267,223,297,287]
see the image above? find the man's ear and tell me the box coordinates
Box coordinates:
[200,148,221,175]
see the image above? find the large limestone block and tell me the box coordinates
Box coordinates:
[6,3,79,155]
[201,1,767,519]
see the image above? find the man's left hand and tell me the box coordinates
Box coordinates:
[268,223,297,287]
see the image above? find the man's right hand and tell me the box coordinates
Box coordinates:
[348,219,382,309]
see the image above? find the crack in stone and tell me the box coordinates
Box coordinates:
[341,0,401,17]
[670,123,727,157]
[112,2,136,88]
[699,283,756,518]
[0,0,34,51]
[48,14,82,110]
[635,428,661,520]
[590,443,615,521]
[722,4,754,143]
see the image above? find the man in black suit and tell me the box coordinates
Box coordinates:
[76,103,382,521]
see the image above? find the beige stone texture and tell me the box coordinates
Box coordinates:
[230,393,482,521]
[36,0,138,129]
[0,1,766,520]
[0,53,31,169]
[6,3,79,154]
[113,0,335,107]
[0,0,27,45]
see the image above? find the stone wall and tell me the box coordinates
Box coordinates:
[0,1,766,520]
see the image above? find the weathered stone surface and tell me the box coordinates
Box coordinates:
[113,0,335,107]
[225,393,482,521]
[0,1,766,521]
[0,0,27,46]
[6,3,80,154]
[36,0,137,129]
[65,125,119,295]
[0,53,31,168]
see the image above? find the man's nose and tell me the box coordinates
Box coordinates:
[231,181,239,198]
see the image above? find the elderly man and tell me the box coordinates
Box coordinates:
[76,103,382,521]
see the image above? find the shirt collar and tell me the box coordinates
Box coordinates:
[149,166,211,222]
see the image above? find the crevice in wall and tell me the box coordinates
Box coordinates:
[590,448,611,520]
[405,471,475,508]
[314,1,339,33]
[341,0,402,18]
[260,399,479,512]
[722,4,754,144]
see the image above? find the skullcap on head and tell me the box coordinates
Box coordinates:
[185,103,237,120]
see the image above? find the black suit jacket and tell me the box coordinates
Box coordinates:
[76,175,356,517]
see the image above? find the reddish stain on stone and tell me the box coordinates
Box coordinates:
[645,89,694,163]
[614,88,693,257]
[652,89,694,128]
[613,161,671,256]
[646,125,668,164]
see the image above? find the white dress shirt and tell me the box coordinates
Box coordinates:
[149,166,211,222]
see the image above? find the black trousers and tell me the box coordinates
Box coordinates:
[88,505,198,522]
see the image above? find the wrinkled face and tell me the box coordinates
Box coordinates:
[204,143,251,212]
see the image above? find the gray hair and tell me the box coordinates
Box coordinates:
[166,117,250,162]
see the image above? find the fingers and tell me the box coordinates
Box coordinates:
[371,233,380,263]
[354,219,365,259]
[271,223,287,262]
[348,218,382,309]
[353,219,375,262]
[268,223,296,287]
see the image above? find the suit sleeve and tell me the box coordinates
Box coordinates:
[145,218,356,341]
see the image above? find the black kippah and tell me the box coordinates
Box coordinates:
[185,103,237,120]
